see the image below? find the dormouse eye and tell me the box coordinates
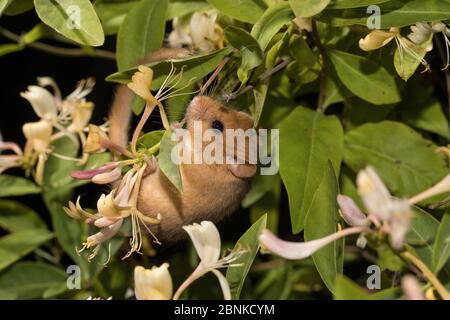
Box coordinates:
[211,119,224,132]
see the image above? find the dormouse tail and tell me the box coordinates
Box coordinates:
[108,48,192,149]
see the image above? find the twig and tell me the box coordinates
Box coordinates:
[227,57,292,100]
[402,251,450,300]
[0,26,116,60]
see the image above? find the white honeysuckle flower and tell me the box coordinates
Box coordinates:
[190,11,224,52]
[168,17,193,49]
[134,264,173,300]
[356,166,392,221]
[183,220,221,267]
[20,86,58,122]
[401,275,425,300]
[357,166,413,250]
[173,221,243,300]
[408,174,450,205]
[168,10,224,52]
[407,21,450,69]
[408,22,433,45]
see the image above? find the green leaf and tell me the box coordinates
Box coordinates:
[249,178,280,233]
[167,0,208,20]
[433,211,450,274]
[398,78,450,140]
[116,0,168,70]
[394,37,431,81]
[94,0,138,36]
[334,276,370,300]
[0,175,41,197]
[0,229,54,272]
[406,207,440,245]
[107,47,232,86]
[328,49,401,105]
[344,121,448,197]
[279,106,344,233]
[251,2,294,51]
[320,0,450,28]
[226,214,267,300]
[34,0,104,46]
[0,262,67,299]
[304,162,343,294]
[0,0,12,16]
[0,200,47,232]
[206,0,265,23]
[3,0,34,15]
[327,0,390,9]
[224,26,263,85]
[138,130,165,150]
[158,130,182,192]
[289,0,330,17]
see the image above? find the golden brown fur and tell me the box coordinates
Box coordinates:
[109,49,256,242]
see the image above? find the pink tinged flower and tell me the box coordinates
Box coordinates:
[401,275,425,300]
[20,86,58,122]
[259,227,368,260]
[0,141,23,174]
[71,162,120,180]
[92,166,122,184]
[85,219,123,248]
[337,195,370,227]
[97,192,131,219]
[134,264,173,300]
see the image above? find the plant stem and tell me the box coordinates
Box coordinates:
[0,27,116,60]
[402,251,450,300]
[131,103,157,155]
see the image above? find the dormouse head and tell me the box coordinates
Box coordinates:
[184,95,256,179]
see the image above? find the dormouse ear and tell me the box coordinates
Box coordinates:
[228,163,257,178]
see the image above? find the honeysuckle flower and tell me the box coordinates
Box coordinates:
[22,120,53,185]
[127,66,158,105]
[189,12,224,52]
[337,194,370,227]
[168,17,193,49]
[71,162,120,181]
[359,27,430,72]
[168,10,224,52]
[0,141,23,173]
[359,28,399,51]
[67,101,94,133]
[401,275,425,300]
[357,166,413,250]
[408,173,450,205]
[134,264,173,300]
[259,227,368,260]
[83,124,110,154]
[20,86,58,123]
[408,21,450,69]
[70,164,161,261]
[173,221,244,300]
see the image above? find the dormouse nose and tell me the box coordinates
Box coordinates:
[188,95,217,120]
